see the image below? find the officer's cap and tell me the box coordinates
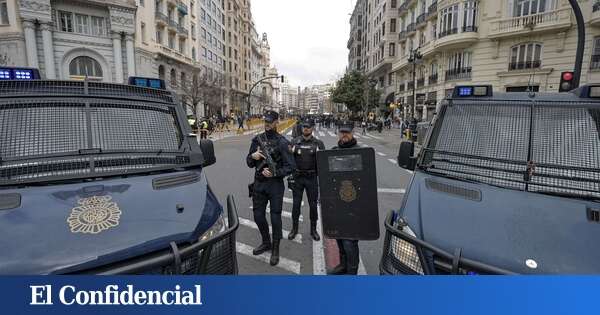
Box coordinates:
[301,119,315,128]
[339,121,354,133]
[264,110,279,123]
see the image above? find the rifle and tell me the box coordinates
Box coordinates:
[256,133,278,177]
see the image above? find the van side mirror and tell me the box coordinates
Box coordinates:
[398,141,416,171]
[199,140,216,167]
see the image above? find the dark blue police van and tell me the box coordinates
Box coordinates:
[0,68,239,274]
[381,85,600,274]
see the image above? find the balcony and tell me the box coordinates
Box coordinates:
[509,60,541,71]
[407,81,415,90]
[399,1,409,12]
[416,13,427,27]
[406,23,416,34]
[435,27,478,50]
[445,67,472,81]
[591,55,600,70]
[488,8,572,39]
[155,12,169,25]
[168,19,178,30]
[399,83,405,92]
[591,1,600,27]
[417,77,425,88]
[176,0,188,15]
[398,31,407,42]
[177,25,188,36]
[427,1,437,20]
[429,73,438,85]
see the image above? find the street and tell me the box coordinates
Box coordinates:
[204,126,413,275]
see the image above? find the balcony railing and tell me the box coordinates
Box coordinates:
[399,31,407,40]
[509,60,541,71]
[428,1,438,17]
[399,1,409,12]
[155,12,169,24]
[462,25,478,32]
[489,8,571,37]
[406,23,416,33]
[177,25,188,35]
[594,1,600,12]
[417,78,425,88]
[168,19,178,29]
[445,67,472,81]
[429,73,438,84]
[417,13,426,25]
[438,27,458,38]
[591,55,600,70]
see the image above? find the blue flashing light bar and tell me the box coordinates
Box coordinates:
[453,85,493,98]
[128,76,166,90]
[0,67,41,80]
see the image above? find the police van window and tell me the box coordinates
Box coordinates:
[69,56,103,81]
[328,155,363,172]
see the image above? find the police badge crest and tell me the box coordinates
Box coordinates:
[67,195,122,234]
[339,180,357,203]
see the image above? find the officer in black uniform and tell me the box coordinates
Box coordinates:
[328,121,361,275]
[246,110,296,266]
[288,119,325,242]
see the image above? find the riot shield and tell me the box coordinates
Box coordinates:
[316,148,379,240]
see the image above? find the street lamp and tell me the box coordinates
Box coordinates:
[408,47,422,120]
[247,75,285,116]
[364,78,378,123]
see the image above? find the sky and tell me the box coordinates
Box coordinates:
[251,0,354,88]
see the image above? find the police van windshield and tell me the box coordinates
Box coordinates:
[421,98,600,201]
[0,81,191,186]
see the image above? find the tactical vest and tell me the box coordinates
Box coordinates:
[294,142,318,171]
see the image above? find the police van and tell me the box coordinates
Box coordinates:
[0,68,239,274]
[381,85,600,274]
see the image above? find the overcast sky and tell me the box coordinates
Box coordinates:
[251,0,354,88]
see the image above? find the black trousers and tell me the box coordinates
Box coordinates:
[291,174,319,223]
[252,178,284,241]
[336,239,360,275]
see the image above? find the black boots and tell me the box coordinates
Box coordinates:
[327,254,347,275]
[253,234,271,256]
[310,221,320,241]
[288,220,299,240]
[270,240,280,266]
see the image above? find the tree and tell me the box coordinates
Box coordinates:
[179,70,225,119]
[330,70,381,114]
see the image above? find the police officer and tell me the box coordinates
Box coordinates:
[328,121,361,275]
[292,116,303,139]
[288,119,325,242]
[246,110,296,266]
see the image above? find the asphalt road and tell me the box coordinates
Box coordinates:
[204,125,414,275]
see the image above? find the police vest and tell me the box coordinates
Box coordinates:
[294,142,318,171]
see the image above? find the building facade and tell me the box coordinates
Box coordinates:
[348,0,600,121]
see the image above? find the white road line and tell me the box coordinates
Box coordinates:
[250,206,304,222]
[328,131,336,137]
[354,134,361,139]
[287,131,292,136]
[239,217,303,244]
[388,159,398,165]
[358,258,367,275]
[319,131,326,137]
[236,242,301,274]
[377,188,406,194]
[376,152,387,157]
[283,197,304,206]
[367,134,383,140]
[313,205,326,275]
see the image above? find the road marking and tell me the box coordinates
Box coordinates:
[239,217,303,244]
[388,159,398,165]
[283,197,304,206]
[250,206,304,222]
[377,188,406,194]
[287,131,292,136]
[328,131,336,137]
[367,134,383,140]
[236,242,301,274]
[354,134,361,139]
[376,152,387,157]
[358,258,367,275]
[319,131,325,137]
[313,205,326,275]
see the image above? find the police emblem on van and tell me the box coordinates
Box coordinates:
[67,195,122,234]
[339,180,357,203]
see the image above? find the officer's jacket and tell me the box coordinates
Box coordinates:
[246,131,296,181]
[291,135,325,172]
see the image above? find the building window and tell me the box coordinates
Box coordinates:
[168,33,175,49]
[389,43,396,57]
[463,1,478,32]
[513,0,552,17]
[391,0,397,8]
[591,37,600,70]
[140,0,145,6]
[156,27,163,44]
[439,5,459,38]
[446,51,472,81]
[170,69,177,87]
[390,18,396,33]
[141,22,147,42]
[74,14,89,34]
[0,0,8,25]
[91,16,106,36]
[192,47,196,61]
[59,11,73,32]
[509,43,542,70]
[69,56,103,80]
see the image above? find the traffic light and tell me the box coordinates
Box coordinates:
[559,71,575,92]
[280,75,285,83]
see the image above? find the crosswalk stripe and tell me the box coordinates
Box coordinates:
[239,217,303,244]
[287,131,292,136]
[249,205,304,222]
[283,197,303,206]
[376,152,387,157]
[388,159,398,165]
[367,134,383,140]
[327,131,336,137]
[313,205,326,275]
[236,242,301,274]
[377,188,406,194]
[354,134,361,139]
[319,131,325,137]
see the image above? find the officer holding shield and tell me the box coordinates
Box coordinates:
[328,121,361,275]
[288,119,325,241]
[246,110,296,266]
